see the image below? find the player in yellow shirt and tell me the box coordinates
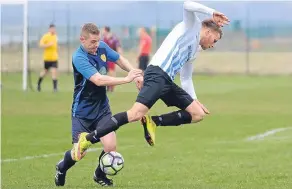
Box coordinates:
[37,24,59,92]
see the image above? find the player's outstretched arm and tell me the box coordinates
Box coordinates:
[183,1,215,28]
[89,69,142,87]
[73,53,142,87]
[100,41,144,89]
[183,1,229,28]
[183,1,215,17]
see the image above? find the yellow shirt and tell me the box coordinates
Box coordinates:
[40,32,58,61]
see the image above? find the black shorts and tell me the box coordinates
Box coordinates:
[139,55,149,71]
[44,61,58,70]
[71,108,112,144]
[136,65,194,110]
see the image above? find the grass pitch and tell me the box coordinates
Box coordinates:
[1,73,292,189]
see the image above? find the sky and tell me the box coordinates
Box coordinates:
[1,1,292,28]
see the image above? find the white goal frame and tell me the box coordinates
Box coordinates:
[0,0,28,91]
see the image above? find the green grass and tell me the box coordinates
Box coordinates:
[1,73,292,189]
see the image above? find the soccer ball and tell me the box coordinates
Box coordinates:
[100,151,124,176]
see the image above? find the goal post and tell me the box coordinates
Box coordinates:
[0,0,28,91]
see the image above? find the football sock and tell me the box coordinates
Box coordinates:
[151,110,192,126]
[95,150,106,175]
[37,77,43,86]
[53,79,58,90]
[58,150,76,173]
[86,112,128,141]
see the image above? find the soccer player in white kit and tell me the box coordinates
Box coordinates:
[76,1,230,153]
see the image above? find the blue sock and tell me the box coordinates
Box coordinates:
[58,150,76,173]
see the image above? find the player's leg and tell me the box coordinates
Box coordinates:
[83,102,150,146]
[51,61,58,92]
[151,100,205,126]
[149,83,205,127]
[55,145,77,186]
[138,56,143,70]
[37,61,49,92]
[138,55,147,71]
[107,62,116,92]
[76,66,166,151]
[139,55,148,71]
[55,117,99,186]
[94,133,117,186]
[144,55,150,70]
[93,112,116,186]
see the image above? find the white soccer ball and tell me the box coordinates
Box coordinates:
[100,151,124,176]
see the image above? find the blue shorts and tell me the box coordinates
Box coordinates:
[71,107,112,144]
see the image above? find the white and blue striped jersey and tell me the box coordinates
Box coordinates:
[150,21,201,80]
[149,1,214,99]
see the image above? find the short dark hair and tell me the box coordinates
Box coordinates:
[49,24,55,28]
[81,23,100,37]
[202,19,223,38]
[104,26,111,32]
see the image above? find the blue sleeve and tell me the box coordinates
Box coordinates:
[99,41,120,62]
[73,54,97,79]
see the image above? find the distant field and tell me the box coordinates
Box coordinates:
[1,48,292,75]
[2,73,292,189]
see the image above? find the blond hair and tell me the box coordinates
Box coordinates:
[202,19,223,38]
[81,23,100,38]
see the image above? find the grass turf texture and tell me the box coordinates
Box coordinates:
[2,73,292,189]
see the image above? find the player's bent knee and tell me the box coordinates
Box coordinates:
[127,103,148,122]
[127,109,144,122]
[128,108,146,122]
[191,112,205,122]
[186,101,206,123]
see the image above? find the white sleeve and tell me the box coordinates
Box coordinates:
[183,1,215,28]
[180,61,197,99]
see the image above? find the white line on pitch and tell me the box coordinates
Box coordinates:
[246,127,292,141]
[1,145,134,163]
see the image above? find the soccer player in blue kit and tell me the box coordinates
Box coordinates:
[54,23,143,187]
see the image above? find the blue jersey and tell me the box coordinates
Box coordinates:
[71,41,120,120]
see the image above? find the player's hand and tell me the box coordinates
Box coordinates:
[125,69,143,83]
[213,11,230,27]
[134,75,144,91]
[196,100,210,114]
